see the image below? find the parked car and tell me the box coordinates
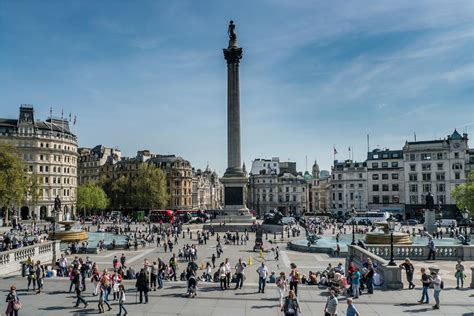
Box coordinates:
[435,219,457,227]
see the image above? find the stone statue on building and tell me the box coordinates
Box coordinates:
[54,195,61,212]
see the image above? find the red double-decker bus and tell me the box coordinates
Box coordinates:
[149,210,174,223]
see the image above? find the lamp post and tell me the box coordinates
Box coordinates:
[462,208,470,245]
[351,207,356,245]
[387,215,397,266]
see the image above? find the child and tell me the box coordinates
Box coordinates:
[117,284,128,315]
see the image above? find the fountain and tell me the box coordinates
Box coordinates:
[48,198,88,242]
[365,222,412,245]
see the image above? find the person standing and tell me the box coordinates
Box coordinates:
[234,258,247,290]
[157,258,165,289]
[282,290,301,316]
[346,297,360,316]
[275,246,280,261]
[289,263,300,296]
[351,267,361,299]
[150,261,158,291]
[5,285,20,316]
[35,261,44,294]
[256,262,268,293]
[169,254,178,281]
[431,271,442,310]
[276,272,288,308]
[399,258,415,289]
[135,268,150,304]
[418,267,431,304]
[117,284,128,316]
[225,258,231,289]
[365,263,374,294]
[427,237,436,260]
[211,253,216,269]
[219,263,227,290]
[324,289,338,316]
[455,259,465,289]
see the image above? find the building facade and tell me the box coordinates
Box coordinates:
[366,149,405,215]
[403,130,470,219]
[78,145,121,185]
[191,167,223,210]
[330,160,368,214]
[0,105,78,219]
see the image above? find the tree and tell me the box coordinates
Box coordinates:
[25,173,41,220]
[0,145,27,226]
[452,171,474,217]
[77,183,109,216]
[130,164,169,210]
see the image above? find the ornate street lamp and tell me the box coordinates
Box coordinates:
[462,208,470,245]
[387,215,397,266]
[351,207,356,245]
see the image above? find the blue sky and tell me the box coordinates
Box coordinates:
[1,0,473,175]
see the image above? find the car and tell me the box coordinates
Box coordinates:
[401,219,419,226]
[357,219,372,226]
[435,219,457,227]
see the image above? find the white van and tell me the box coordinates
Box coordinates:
[436,219,457,227]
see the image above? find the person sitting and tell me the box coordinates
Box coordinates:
[307,271,317,285]
[268,271,276,284]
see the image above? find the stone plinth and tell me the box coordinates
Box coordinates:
[424,209,437,235]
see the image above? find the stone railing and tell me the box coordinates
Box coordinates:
[365,244,474,261]
[347,245,403,290]
[0,241,60,276]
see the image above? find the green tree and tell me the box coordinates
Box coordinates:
[25,173,41,220]
[452,171,474,216]
[130,164,168,210]
[0,145,27,226]
[77,183,109,216]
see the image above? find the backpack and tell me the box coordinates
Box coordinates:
[440,280,444,289]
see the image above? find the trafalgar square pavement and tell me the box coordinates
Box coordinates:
[0,223,473,315]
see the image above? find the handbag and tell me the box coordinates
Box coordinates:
[13,301,22,311]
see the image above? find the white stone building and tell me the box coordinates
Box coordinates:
[78,145,121,185]
[403,130,470,219]
[330,160,368,215]
[366,149,405,215]
[191,166,223,210]
[0,105,78,219]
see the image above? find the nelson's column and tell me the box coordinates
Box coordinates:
[220,21,252,221]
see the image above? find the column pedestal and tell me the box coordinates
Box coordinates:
[424,209,436,235]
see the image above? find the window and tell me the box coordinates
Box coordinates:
[436,183,445,192]
[372,174,379,180]
[454,152,459,159]
[338,174,342,180]
[423,184,431,193]
[436,153,443,160]
[382,196,390,204]
[359,173,363,179]
[392,184,399,191]
[421,153,431,160]
[382,153,389,159]
[452,163,462,170]
[286,187,289,192]
[382,184,389,191]
[437,163,443,170]
[422,164,431,171]
[338,184,342,188]
[437,195,445,204]
[373,196,380,203]
[391,162,398,168]
[392,173,399,180]
[409,154,416,161]
[410,164,416,171]
[409,184,418,193]
[410,195,418,204]
[372,163,379,168]
[382,174,389,180]
[350,183,354,188]
[373,184,379,191]
[358,183,363,188]
[422,173,431,181]
[455,172,460,180]
[338,193,342,200]
[436,173,445,181]
[392,195,400,203]
[350,193,354,200]
[39,166,43,172]
[409,173,417,181]
[44,177,49,184]
[382,162,389,168]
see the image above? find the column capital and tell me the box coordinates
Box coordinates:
[223,47,243,64]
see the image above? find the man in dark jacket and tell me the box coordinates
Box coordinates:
[136,268,150,304]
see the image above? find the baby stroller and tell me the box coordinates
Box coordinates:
[187,274,197,298]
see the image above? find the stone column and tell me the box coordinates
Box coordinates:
[471,266,474,289]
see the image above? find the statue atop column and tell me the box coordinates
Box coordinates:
[425,192,434,211]
[227,20,238,48]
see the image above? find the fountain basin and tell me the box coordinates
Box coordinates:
[48,220,88,242]
[366,232,412,245]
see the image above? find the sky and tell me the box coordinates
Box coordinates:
[1,0,473,175]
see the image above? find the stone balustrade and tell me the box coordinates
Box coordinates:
[347,244,403,290]
[365,244,474,261]
[0,241,60,276]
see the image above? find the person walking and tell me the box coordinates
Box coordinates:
[282,290,301,316]
[399,258,415,289]
[455,259,465,289]
[5,285,21,316]
[324,289,338,316]
[74,270,89,308]
[256,262,268,293]
[135,268,150,304]
[275,246,280,261]
[34,261,44,294]
[234,258,247,289]
[431,271,442,310]
[157,258,165,289]
[225,258,231,289]
[346,297,360,316]
[169,254,178,281]
[427,237,436,260]
[211,253,216,269]
[117,284,128,316]
[276,272,288,308]
[26,263,36,292]
[418,267,431,304]
[289,263,300,296]
[351,267,361,299]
